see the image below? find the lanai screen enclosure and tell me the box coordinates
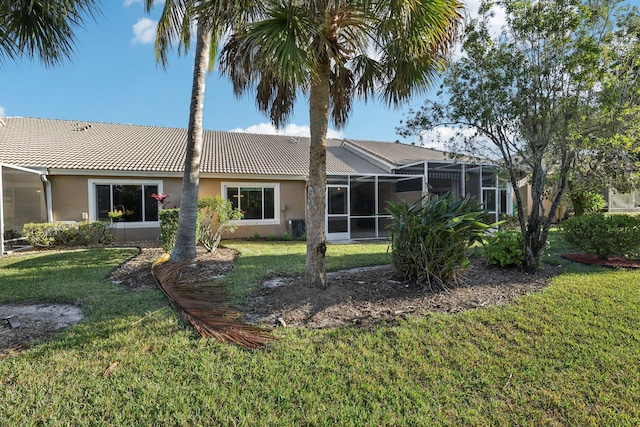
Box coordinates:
[0,163,49,254]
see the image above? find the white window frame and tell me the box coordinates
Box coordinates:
[88,179,163,228]
[221,182,280,226]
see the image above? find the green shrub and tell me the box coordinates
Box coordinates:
[386,192,490,290]
[159,208,180,253]
[560,213,640,259]
[497,213,520,230]
[247,233,261,241]
[569,190,606,216]
[280,233,293,241]
[484,230,525,267]
[22,221,114,247]
[197,195,243,252]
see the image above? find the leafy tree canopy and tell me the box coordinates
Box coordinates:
[398,0,640,270]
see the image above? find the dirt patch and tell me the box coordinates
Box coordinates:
[109,243,238,292]
[1,303,83,356]
[0,242,237,355]
[244,260,560,328]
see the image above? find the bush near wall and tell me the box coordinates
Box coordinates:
[159,209,180,254]
[560,213,640,259]
[159,208,201,254]
[22,222,115,247]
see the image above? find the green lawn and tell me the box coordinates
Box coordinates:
[0,238,639,425]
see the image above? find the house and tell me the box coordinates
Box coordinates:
[0,117,510,252]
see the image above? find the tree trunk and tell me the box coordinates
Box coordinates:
[305,56,331,289]
[170,23,209,263]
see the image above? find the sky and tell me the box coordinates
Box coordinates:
[3,0,634,147]
[1,0,451,145]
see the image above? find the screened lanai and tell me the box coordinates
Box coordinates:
[1,163,50,254]
[325,161,512,241]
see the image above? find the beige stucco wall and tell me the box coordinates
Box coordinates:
[47,174,306,242]
[49,175,90,222]
[48,174,173,242]
[199,178,306,239]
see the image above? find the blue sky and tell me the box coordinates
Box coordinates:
[2,0,636,146]
[0,0,433,144]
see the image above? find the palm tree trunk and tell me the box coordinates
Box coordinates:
[171,22,210,263]
[305,57,331,289]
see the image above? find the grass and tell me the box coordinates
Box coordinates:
[221,240,390,300]
[0,237,639,425]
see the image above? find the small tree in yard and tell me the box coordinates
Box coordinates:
[386,193,490,291]
[399,0,640,272]
[197,195,243,252]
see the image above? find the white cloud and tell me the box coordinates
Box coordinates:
[416,127,477,151]
[463,0,507,37]
[450,0,507,59]
[132,18,157,44]
[231,123,344,139]
[0,106,5,117]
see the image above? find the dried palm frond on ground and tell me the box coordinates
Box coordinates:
[151,257,275,350]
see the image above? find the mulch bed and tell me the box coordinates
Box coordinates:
[561,253,640,269]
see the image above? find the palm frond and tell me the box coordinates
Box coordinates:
[1,0,99,67]
[152,257,275,350]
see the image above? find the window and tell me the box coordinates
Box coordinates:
[91,180,161,222]
[222,183,279,224]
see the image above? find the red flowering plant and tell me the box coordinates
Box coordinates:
[151,192,170,209]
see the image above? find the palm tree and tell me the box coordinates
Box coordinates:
[219,0,463,288]
[145,0,256,263]
[0,0,98,66]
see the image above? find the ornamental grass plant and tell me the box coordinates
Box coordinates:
[386,193,490,290]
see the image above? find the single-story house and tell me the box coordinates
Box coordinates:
[0,117,511,253]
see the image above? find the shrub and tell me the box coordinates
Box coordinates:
[484,230,525,267]
[497,213,520,230]
[560,213,640,259]
[159,208,203,254]
[280,233,293,241]
[386,192,490,290]
[197,195,244,252]
[22,221,114,247]
[569,190,606,216]
[159,208,180,253]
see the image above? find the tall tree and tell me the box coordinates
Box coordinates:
[145,0,254,263]
[0,0,98,67]
[566,7,640,211]
[399,0,640,271]
[219,0,463,288]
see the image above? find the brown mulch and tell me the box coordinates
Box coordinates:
[243,259,561,329]
[106,242,562,329]
[2,241,565,354]
[560,253,640,269]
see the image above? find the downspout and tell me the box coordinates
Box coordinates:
[44,174,53,222]
[495,172,499,223]
[0,164,4,255]
[423,161,429,195]
[461,164,466,196]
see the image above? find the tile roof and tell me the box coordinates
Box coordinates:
[344,139,458,164]
[0,117,459,176]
